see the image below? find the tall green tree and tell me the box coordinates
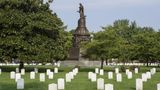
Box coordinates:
[85,27,121,69]
[111,20,140,62]
[0,0,72,65]
[85,19,159,67]
[133,27,157,66]
[153,30,160,66]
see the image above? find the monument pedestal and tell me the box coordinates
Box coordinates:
[68,47,80,60]
[61,59,101,67]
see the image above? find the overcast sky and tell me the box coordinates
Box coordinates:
[50,0,160,32]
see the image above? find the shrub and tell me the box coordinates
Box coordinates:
[120,65,126,72]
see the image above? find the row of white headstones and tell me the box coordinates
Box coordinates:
[87,68,159,90]
[0,67,78,90]
[6,68,59,89]
[48,68,79,90]
[0,67,159,90]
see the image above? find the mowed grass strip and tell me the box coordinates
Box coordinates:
[0,67,160,90]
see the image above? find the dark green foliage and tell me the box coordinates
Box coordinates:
[119,65,139,72]
[0,65,66,72]
[19,61,24,70]
[85,19,160,68]
[0,0,72,63]
[130,66,140,71]
[120,65,126,72]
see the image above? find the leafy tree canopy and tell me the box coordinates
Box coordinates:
[0,0,72,63]
[85,19,160,68]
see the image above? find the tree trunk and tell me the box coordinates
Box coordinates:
[100,59,104,69]
[146,59,149,67]
[105,59,108,66]
[158,60,160,67]
[55,60,59,63]
[19,61,24,71]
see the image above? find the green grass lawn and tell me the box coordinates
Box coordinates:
[0,66,160,90]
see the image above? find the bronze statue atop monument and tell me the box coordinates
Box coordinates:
[68,3,91,60]
[79,3,85,18]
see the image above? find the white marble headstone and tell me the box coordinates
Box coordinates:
[54,68,58,73]
[57,62,60,67]
[21,69,25,75]
[10,71,15,79]
[17,79,24,89]
[95,68,99,74]
[100,69,104,75]
[88,72,93,79]
[73,69,77,76]
[73,68,78,75]
[146,72,151,79]
[108,72,113,79]
[15,73,21,82]
[151,68,156,75]
[48,72,54,79]
[66,73,71,82]
[34,68,38,73]
[136,78,143,90]
[58,78,65,89]
[40,73,45,82]
[16,68,19,73]
[105,84,113,90]
[30,72,35,79]
[141,73,147,82]
[157,83,160,90]
[116,73,122,82]
[46,69,51,76]
[126,69,129,75]
[0,69,1,74]
[97,78,104,90]
[135,68,138,74]
[48,83,57,90]
[69,72,74,80]
[91,73,97,82]
[54,63,57,66]
[153,68,156,73]
[127,72,132,79]
[115,68,119,74]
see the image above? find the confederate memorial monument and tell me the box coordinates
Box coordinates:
[68,3,91,60]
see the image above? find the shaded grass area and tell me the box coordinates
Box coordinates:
[0,66,160,90]
[0,65,72,72]
[1,65,160,72]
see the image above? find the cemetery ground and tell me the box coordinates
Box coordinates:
[0,66,160,90]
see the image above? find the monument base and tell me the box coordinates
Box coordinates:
[68,47,80,60]
[60,59,101,67]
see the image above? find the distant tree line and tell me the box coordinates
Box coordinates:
[85,19,160,68]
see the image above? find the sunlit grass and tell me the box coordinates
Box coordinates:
[0,66,159,90]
